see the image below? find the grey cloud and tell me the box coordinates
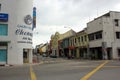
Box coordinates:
[37,0,120,26]
[33,0,120,46]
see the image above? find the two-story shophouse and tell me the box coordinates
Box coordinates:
[50,29,76,57]
[60,30,76,57]
[75,28,89,59]
[50,32,60,57]
[69,28,89,59]
[87,11,120,60]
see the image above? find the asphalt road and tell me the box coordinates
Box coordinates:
[0,59,120,80]
[0,65,30,80]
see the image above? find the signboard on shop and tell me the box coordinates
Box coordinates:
[0,13,8,22]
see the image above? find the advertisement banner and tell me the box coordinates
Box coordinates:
[32,7,36,30]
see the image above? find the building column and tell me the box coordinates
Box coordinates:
[102,48,108,60]
[69,49,71,57]
[29,49,32,63]
[76,48,79,58]
[112,45,119,60]
[87,45,90,59]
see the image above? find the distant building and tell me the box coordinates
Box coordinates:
[50,29,76,57]
[75,28,89,59]
[50,32,60,56]
[60,30,76,57]
[0,0,33,65]
[87,11,120,60]
[38,43,49,55]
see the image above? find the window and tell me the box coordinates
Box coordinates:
[88,34,94,41]
[116,32,120,39]
[75,38,76,43]
[81,36,83,42]
[89,31,102,41]
[0,42,7,46]
[0,24,8,36]
[70,40,72,46]
[0,4,1,11]
[114,19,119,26]
[84,35,87,41]
[78,37,80,42]
[118,49,120,57]
[95,31,102,39]
[73,39,74,45]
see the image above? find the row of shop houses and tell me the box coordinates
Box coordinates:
[49,11,120,60]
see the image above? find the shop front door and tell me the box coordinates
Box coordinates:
[0,49,7,63]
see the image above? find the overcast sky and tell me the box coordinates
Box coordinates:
[33,0,120,47]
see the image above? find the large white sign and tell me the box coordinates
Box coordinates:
[15,24,33,44]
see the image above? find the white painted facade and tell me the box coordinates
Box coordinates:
[0,0,33,65]
[87,11,120,59]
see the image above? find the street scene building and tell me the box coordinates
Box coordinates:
[87,11,120,60]
[0,1,120,80]
[50,29,76,57]
[1,1,120,66]
[0,0,34,65]
[73,28,89,59]
[45,11,120,60]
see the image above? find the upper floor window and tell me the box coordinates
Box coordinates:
[81,36,83,42]
[95,31,102,39]
[88,31,102,41]
[0,4,1,11]
[88,34,94,41]
[78,37,80,42]
[70,40,72,46]
[84,35,87,41]
[114,19,119,26]
[73,39,74,45]
[116,32,120,39]
[118,49,120,57]
[0,24,8,36]
[75,38,76,43]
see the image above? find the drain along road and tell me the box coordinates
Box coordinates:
[0,59,120,80]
